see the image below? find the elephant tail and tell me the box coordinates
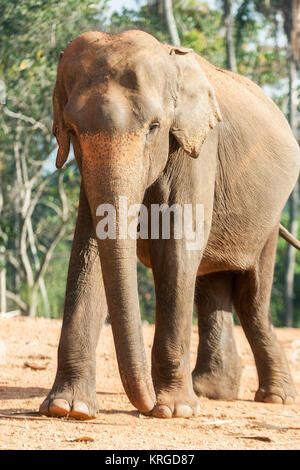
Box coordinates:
[279,224,300,250]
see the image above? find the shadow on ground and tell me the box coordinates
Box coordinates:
[0,386,48,399]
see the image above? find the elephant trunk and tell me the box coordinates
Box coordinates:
[82,155,156,414]
[99,237,155,413]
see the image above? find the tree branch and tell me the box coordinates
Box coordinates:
[6,290,28,312]
[3,106,49,134]
[33,213,73,290]
[163,0,180,45]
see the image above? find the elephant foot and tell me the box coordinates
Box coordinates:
[39,378,99,420]
[255,380,296,405]
[192,367,241,401]
[150,380,200,418]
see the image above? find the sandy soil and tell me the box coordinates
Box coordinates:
[0,316,300,450]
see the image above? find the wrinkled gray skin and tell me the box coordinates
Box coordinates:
[40,30,300,420]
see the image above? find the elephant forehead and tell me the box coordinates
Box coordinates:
[61,34,172,103]
[64,79,165,135]
[64,30,168,72]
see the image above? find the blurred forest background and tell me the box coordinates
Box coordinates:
[0,0,300,326]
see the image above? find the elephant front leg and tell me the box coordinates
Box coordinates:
[150,239,200,418]
[39,188,107,419]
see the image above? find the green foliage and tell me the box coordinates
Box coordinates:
[110,6,169,42]
[42,240,71,318]
[235,2,288,88]
[175,1,226,66]
[271,211,300,327]
[138,262,156,323]
[1,0,108,115]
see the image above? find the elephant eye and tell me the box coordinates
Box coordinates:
[148,121,160,134]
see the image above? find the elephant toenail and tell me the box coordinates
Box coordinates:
[263,394,283,404]
[71,401,91,418]
[152,404,172,418]
[49,399,71,416]
[73,401,89,412]
[173,404,193,418]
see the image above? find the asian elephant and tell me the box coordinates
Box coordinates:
[40,30,300,420]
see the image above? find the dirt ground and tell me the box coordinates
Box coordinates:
[0,316,300,450]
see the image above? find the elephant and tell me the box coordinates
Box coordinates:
[39,30,300,420]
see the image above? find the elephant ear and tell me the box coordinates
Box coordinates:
[53,52,70,169]
[170,48,222,158]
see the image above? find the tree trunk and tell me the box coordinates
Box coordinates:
[0,154,6,316]
[283,0,299,327]
[0,268,6,315]
[28,288,38,318]
[284,183,299,327]
[27,218,50,317]
[163,0,180,46]
[223,0,237,72]
[148,0,164,19]
[284,53,299,327]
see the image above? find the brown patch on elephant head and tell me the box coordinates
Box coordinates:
[77,128,149,215]
[79,128,146,167]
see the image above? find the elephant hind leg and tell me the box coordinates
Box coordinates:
[232,228,296,404]
[192,271,242,400]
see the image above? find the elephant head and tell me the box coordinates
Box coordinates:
[52,30,221,413]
